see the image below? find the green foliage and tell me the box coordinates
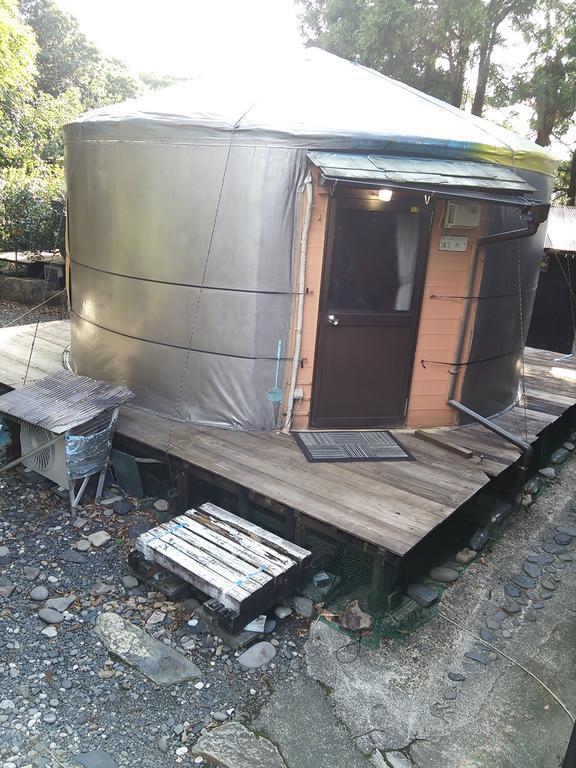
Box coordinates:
[139,71,184,92]
[19,0,142,109]
[19,0,95,95]
[16,87,83,167]
[298,0,493,107]
[0,164,65,253]
[501,0,576,146]
[0,0,38,166]
[554,154,576,205]
[470,0,537,116]
[0,0,154,253]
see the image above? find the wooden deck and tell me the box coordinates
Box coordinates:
[1,320,575,557]
[0,320,70,388]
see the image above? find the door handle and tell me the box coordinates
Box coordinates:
[328,314,339,326]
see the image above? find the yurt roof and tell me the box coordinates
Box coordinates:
[66,47,558,176]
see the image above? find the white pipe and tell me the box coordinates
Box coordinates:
[283,173,313,433]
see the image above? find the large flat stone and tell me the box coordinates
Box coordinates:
[88,531,111,548]
[0,577,14,598]
[404,584,438,607]
[238,641,276,670]
[511,573,537,590]
[526,554,554,565]
[74,751,117,768]
[385,752,413,768]
[254,675,371,768]
[61,549,88,564]
[192,722,286,768]
[557,525,576,537]
[30,586,49,601]
[95,612,200,685]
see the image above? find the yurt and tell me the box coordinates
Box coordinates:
[64,48,557,434]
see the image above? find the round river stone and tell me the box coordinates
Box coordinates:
[429,566,459,583]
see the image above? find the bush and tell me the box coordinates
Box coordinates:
[0,164,65,254]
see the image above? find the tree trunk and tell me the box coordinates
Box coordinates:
[471,22,498,116]
[450,44,469,108]
[567,150,576,207]
[534,55,563,146]
[535,124,554,146]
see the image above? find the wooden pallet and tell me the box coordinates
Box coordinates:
[136,503,311,629]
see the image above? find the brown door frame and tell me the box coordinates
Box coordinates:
[309,192,433,429]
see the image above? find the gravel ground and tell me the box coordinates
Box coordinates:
[0,298,68,328]
[0,471,309,768]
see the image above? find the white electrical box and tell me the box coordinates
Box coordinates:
[444,202,481,229]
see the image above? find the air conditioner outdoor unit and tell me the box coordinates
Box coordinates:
[0,369,134,509]
[20,422,69,489]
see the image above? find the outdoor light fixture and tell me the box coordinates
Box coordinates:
[377,188,393,202]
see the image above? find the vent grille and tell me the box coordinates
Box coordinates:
[20,423,55,471]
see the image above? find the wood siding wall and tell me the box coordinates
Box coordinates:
[406,201,487,427]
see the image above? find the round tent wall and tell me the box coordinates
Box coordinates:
[459,169,554,420]
[66,138,305,430]
[65,48,557,430]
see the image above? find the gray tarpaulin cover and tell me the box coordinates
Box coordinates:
[64,48,557,430]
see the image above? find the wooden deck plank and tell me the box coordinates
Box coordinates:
[120,409,413,552]
[449,425,522,458]
[448,426,519,456]
[0,320,70,388]
[180,428,448,529]
[394,432,506,479]
[414,429,473,458]
[254,430,486,506]
[200,428,449,520]
[190,508,300,570]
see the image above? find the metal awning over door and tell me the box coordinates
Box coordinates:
[307,152,536,203]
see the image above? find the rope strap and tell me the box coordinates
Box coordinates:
[236,564,266,586]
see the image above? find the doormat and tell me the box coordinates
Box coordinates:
[292,430,415,463]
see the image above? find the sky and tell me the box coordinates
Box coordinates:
[55,0,304,78]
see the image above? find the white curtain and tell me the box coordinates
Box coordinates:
[394,213,419,310]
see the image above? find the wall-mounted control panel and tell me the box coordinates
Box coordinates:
[444,202,481,229]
